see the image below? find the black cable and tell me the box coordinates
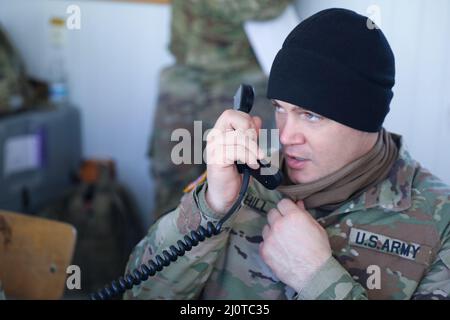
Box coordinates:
[90,168,251,300]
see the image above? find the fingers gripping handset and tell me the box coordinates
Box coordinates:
[90,84,283,300]
[205,84,283,215]
[233,84,283,190]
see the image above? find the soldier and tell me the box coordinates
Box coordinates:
[148,0,293,219]
[126,9,450,299]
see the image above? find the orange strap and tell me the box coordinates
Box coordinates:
[183,171,207,193]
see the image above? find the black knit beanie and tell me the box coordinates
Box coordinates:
[267,8,395,132]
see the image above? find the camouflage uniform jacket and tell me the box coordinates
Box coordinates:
[125,134,450,300]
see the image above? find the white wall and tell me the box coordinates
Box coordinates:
[0,0,174,228]
[294,0,450,183]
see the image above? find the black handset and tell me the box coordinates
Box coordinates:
[233,84,283,190]
[90,84,283,300]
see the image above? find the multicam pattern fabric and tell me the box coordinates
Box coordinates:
[127,134,450,300]
[0,25,30,113]
[170,0,292,72]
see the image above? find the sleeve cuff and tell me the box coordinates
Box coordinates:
[195,182,222,220]
[194,182,240,229]
[295,256,353,300]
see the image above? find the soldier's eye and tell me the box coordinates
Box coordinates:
[300,112,322,122]
[275,105,286,113]
[272,101,286,114]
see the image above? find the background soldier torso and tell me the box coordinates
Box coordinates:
[148,0,293,219]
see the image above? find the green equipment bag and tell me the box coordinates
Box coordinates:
[39,159,145,298]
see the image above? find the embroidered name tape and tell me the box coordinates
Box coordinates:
[243,193,268,213]
[349,228,421,261]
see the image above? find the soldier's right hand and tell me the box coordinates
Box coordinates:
[205,109,265,215]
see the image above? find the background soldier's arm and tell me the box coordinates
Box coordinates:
[200,0,294,24]
[123,182,233,300]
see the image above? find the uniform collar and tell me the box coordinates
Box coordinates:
[329,132,418,216]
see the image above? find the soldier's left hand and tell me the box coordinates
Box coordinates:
[259,198,332,293]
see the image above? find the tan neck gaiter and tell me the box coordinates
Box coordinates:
[277,129,398,211]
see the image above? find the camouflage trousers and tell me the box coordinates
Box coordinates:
[148,64,275,220]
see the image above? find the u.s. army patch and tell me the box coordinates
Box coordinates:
[349,228,422,261]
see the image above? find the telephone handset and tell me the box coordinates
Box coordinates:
[233,84,283,190]
[90,84,283,300]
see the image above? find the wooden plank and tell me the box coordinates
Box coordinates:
[0,211,76,300]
